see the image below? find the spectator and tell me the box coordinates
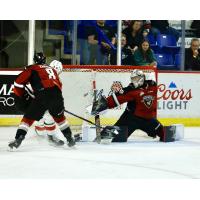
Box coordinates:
[87,20,116,65]
[77,21,91,64]
[191,20,200,37]
[133,40,157,66]
[122,20,131,30]
[143,20,151,32]
[110,34,133,65]
[122,20,144,53]
[150,20,180,41]
[185,38,200,71]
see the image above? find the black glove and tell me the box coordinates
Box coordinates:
[14,92,33,113]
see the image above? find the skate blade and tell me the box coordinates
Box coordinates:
[7,146,18,152]
[68,146,77,150]
[48,143,65,148]
[64,144,77,150]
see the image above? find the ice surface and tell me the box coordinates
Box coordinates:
[0,126,200,179]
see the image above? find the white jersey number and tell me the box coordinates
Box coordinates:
[46,68,56,79]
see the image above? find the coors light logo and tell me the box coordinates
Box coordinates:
[157,82,192,110]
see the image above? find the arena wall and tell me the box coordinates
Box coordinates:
[0,69,200,126]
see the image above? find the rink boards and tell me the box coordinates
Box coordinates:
[1,70,200,126]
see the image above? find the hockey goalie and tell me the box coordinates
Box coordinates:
[91,69,179,143]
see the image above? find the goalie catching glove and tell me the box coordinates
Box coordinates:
[91,94,108,115]
[110,81,123,94]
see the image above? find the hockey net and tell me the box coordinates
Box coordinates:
[61,65,158,132]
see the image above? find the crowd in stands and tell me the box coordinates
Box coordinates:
[78,20,200,71]
[185,38,200,70]
[1,20,200,70]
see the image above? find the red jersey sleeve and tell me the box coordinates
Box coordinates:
[15,69,32,86]
[107,85,157,119]
[13,69,32,97]
[107,90,136,108]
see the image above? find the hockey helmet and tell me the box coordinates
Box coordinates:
[33,52,46,64]
[49,60,63,75]
[130,69,145,88]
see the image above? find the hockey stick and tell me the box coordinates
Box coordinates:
[91,71,101,144]
[64,109,103,129]
[64,109,119,141]
[93,89,101,143]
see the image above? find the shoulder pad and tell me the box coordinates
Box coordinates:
[123,83,137,93]
[24,64,35,70]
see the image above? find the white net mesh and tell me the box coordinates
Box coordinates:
[61,65,157,130]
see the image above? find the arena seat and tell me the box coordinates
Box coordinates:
[146,33,158,53]
[155,53,177,70]
[156,34,180,54]
[174,54,181,68]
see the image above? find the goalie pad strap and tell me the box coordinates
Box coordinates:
[45,125,56,131]
[35,125,45,131]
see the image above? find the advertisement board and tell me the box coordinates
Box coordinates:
[0,72,21,115]
[157,72,199,118]
[1,70,200,126]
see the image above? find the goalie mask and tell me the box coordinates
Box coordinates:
[130,69,145,88]
[49,60,63,75]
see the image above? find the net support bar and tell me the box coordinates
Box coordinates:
[117,20,122,66]
[28,20,35,65]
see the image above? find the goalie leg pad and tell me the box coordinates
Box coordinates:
[160,126,176,142]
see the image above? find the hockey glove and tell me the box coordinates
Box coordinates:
[14,92,33,113]
[111,81,123,94]
[91,94,108,115]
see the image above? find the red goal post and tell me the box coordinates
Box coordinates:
[61,65,158,128]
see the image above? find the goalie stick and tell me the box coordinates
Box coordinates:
[92,78,101,144]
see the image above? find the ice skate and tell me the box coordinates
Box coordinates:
[66,137,76,147]
[8,135,25,150]
[74,133,82,142]
[47,135,65,146]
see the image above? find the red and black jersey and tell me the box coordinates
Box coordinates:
[13,64,62,97]
[107,81,157,119]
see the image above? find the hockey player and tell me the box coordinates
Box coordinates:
[91,69,169,142]
[9,52,75,150]
[15,60,65,146]
[34,60,65,146]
